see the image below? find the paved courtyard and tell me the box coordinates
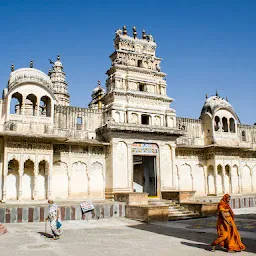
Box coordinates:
[1,213,256,256]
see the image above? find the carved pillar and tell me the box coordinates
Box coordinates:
[18,175,22,200]
[22,95,26,116]
[2,176,7,202]
[171,146,176,187]
[36,98,40,117]
[68,173,71,198]
[33,162,39,200]
[127,143,133,191]
[47,175,52,199]
[214,164,218,195]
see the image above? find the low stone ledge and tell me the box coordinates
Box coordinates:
[180,202,218,217]
[126,205,169,223]
[114,192,149,205]
[162,191,196,203]
[0,202,126,223]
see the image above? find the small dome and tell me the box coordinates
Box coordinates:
[200,95,239,120]
[8,68,53,90]
[54,60,63,67]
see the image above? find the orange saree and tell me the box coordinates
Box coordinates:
[211,194,246,251]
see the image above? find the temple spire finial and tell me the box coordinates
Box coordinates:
[226,96,228,102]
[206,93,208,99]
[133,27,137,39]
[123,26,127,36]
[57,54,60,60]
[11,63,14,72]
[30,60,33,68]
[98,80,101,87]
[142,30,147,39]
[216,90,219,97]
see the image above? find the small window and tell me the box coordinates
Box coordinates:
[214,116,220,131]
[139,83,145,92]
[137,60,142,67]
[77,117,82,130]
[242,131,246,141]
[141,114,150,125]
[229,118,236,133]
[222,117,228,132]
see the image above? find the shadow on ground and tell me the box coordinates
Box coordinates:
[38,232,54,238]
[128,220,256,254]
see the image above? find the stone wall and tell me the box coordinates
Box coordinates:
[0,202,125,223]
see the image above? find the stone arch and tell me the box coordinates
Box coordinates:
[6,159,19,200]
[161,144,172,188]
[39,95,51,117]
[222,117,228,132]
[25,94,37,116]
[242,165,252,193]
[52,161,68,199]
[22,159,34,199]
[115,141,128,188]
[224,165,231,194]
[217,164,224,194]
[194,164,206,196]
[131,113,138,124]
[114,112,120,123]
[37,160,49,199]
[71,161,88,198]
[10,92,22,115]
[154,115,161,126]
[207,165,215,195]
[89,162,104,198]
[232,165,239,194]
[229,118,235,133]
[179,163,193,191]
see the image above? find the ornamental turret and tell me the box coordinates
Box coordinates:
[88,80,105,109]
[48,55,70,106]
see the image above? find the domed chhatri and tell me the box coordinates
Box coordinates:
[200,94,239,122]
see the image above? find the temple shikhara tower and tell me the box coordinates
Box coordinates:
[0,26,255,206]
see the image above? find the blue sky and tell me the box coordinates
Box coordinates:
[0,0,256,124]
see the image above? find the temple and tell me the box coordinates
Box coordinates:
[0,26,255,204]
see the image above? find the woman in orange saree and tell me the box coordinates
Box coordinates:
[211,194,246,252]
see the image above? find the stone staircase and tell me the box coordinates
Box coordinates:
[0,223,7,235]
[148,199,199,220]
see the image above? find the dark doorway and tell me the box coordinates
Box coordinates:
[133,155,157,196]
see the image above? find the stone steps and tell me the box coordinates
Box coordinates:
[148,199,199,221]
[0,223,7,235]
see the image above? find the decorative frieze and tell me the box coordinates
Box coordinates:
[6,139,51,151]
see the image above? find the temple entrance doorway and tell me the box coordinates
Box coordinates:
[133,155,157,196]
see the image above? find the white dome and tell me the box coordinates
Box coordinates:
[8,68,53,90]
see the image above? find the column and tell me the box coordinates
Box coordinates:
[33,161,38,200]
[68,174,71,198]
[22,95,26,116]
[127,143,133,191]
[171,146,176,187]
[2,155,8,202]
[214,164,218,195]
[36,98,40,117]
[47,175,52,199]
[18,175,22,200]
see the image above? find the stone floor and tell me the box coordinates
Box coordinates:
[1,212,256,256]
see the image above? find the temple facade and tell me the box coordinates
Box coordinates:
[0,26,255,203]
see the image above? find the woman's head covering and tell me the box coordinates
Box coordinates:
[218,194,234,219]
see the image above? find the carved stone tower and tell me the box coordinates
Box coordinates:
[102,26,176,127]
[49,55,70,106]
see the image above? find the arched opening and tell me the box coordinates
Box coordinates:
[194,164,206,196]
[231,165,239,194]
[224,165,231,194]
[217,165,224,194]
[90,162,104,198]
[25,94,37,116]
[207,165,215,195]
[37,160,49,199]
[222,117,228,132]
[242,166,252,193]
[242,131,246,141]
[229,118,236,133]
[6,159,19,200]
[214,116,220,131]
[154,116,161,126]
[10,92,23,115]
[52,161,68,199]
[179,164,193,191]
[40,96,51,117]
[22,159,34,199]
[141,114,150,125]
[71,162,88,198]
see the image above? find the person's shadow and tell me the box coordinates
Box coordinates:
[181,241,227,252]
[38,232,54,239]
